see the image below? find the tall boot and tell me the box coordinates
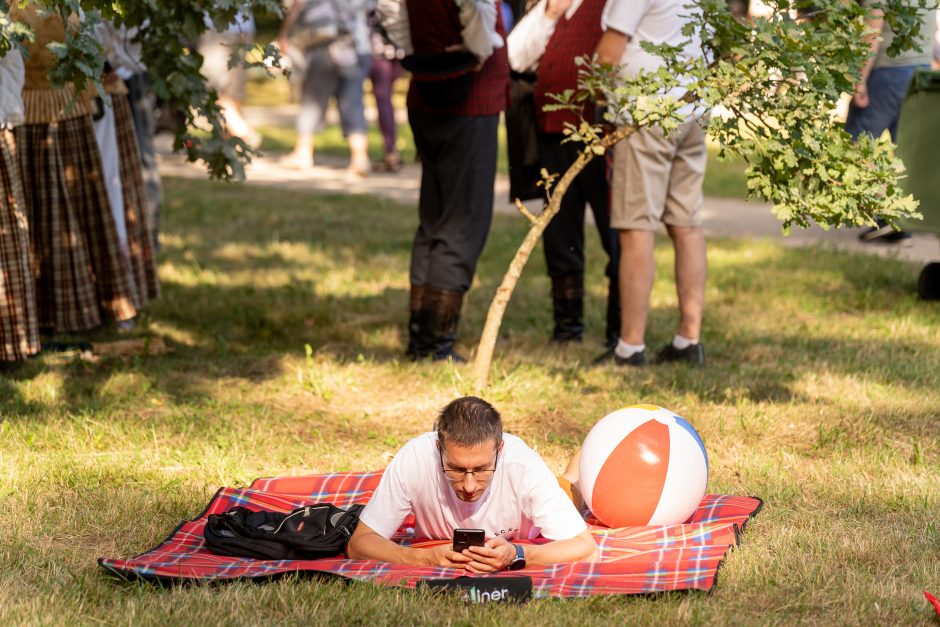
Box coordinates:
[406,284,424,359]
[414,286,466,362]
[605,275,621,349]
[551,275,584,343]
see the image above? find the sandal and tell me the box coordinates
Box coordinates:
[373,153,403,173]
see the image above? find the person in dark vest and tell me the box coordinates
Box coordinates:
[507,0,620,348]
[380,0,510,361]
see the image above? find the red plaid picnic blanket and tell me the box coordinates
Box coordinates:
[98,471,762,598]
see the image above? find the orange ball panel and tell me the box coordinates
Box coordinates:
[592,419,670,527]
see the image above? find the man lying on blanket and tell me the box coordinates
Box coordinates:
[347,396,598,572]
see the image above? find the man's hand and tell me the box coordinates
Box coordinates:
[462,537,516,573]
[545,0,574,20]
[423,544,474,569]
[852,83,870,109]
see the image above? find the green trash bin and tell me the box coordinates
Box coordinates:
[897,69,940,235]
[896,69,940,299]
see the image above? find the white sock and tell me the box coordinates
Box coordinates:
[615,339,645,359]
[672,334,698,350]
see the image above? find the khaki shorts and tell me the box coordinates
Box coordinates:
[610,119,707,231]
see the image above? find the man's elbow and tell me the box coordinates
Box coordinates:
[576,532,599,562]
[346,537,366,560]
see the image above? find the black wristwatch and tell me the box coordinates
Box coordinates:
[507,543,526,571]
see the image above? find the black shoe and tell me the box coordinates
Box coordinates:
[655,342,705,366]
[859,219,912,242]
[431,348,467,363]
[551,329,583,344]
[592,347,648,367]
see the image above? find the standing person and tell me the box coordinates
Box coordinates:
[593,0,708,367]
[94,19,160,308]
[11,3,138,333]
[368,11,405,172]
[0,47,40,367]
[379,0,510,361]
[123,74,162,252]
[347,396,597,569]
[508,0,621,348]
[200,8,262,149]
[280,0,374,175]
[847,0,936,242]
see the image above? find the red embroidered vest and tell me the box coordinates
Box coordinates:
[534,0,605,133]
[405,0,509,116]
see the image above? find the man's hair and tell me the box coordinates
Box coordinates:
[434,397,503,448]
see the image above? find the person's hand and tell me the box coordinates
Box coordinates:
[545,0,574,20]
[423,544,473,569]
[462,537,516,573]
[852,83,869,108]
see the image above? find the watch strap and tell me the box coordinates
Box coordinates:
[508,543,526,570]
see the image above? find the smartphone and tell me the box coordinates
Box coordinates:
[452,528,485,553]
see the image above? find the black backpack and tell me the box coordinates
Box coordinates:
[203,503,364,561]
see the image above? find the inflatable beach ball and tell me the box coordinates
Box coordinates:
[579,404,708,527]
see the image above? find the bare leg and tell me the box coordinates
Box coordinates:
[347,132,371,176]
[618,229,656,345]
[286,133,314,169]
[218,96,260,149]
[666,224,706,341]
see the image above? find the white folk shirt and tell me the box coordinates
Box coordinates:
[0,50,25,128]
[507,0,585,73]
[359,432,588,542]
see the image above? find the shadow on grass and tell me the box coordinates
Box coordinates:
[4,180,937,433]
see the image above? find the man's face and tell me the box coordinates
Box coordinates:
[439,439,502,503]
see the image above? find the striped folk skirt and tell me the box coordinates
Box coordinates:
[15,115,138,333]
[0,129,40,363]
[113,95,159,305]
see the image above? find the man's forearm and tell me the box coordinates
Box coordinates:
[524,530,597,566]
[348,529,429,565]
[595,28,630,66]
[859,12,884,86]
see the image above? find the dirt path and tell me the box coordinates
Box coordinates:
[156,126,939,268]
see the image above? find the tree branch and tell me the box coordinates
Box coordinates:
[514,198,538,223]
[471,126,635,390]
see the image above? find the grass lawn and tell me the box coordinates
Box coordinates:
[2,178,939,624]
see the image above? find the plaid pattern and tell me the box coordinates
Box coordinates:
[99,471,762,597]
[0,130,40,362]
[113,96,159,305]
[406,0,509,117]
[16,116,137,332]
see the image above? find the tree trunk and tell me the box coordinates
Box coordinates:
[471,126,635,391]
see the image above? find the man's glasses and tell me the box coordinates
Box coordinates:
[439,447,499,482]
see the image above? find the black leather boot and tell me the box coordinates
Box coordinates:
[414,286,466,362]
[550,275,584,343]
[605,276,621,349]
[406,284,424,359]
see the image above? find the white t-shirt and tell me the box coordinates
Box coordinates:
[602,0,703,118]
[359,432,588,542]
